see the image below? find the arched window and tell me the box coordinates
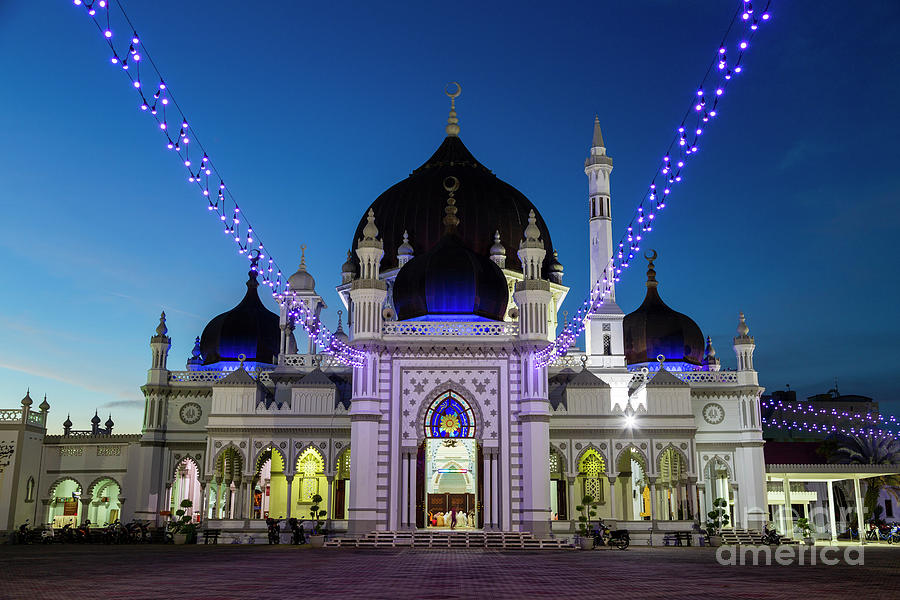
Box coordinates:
[578,450,606,504]
[603,334,611,355]
[25,477,34,502]
[424,391,475,438]
[296,447,325,502]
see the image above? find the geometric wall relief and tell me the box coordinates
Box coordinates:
[400,368,500,441]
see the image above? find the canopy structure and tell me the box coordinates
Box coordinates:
[765,463,900,544]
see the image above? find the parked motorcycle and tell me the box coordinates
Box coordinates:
[266,517,281,544]
[762,524,783,545]
[288,518,306,545]
[593,519,630,550]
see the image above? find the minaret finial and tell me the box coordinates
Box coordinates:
[445,82,461,137]
[443,176,460,233]
[155,311,168,336]
[644,250,658,288]
[300,244,307,268]
[592,115,605,149]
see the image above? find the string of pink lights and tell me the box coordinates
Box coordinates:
[535,0,772,367]
[70,0,365,366]
[761,418,899,438]
[761,400,899,426]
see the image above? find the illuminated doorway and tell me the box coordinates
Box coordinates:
[418,391,481,529]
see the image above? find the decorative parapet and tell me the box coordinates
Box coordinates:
[549,353,585,369]
[0,409,23,423]
[280,354,344,368]
[0,408,45,427]
[43,434,141,444]
[674,371,739,384]
[382,321,519,337]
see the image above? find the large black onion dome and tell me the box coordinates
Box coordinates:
[623,252,704,365]
[350,136,555,275]
[393,233,509,321]
[200,270,280,365]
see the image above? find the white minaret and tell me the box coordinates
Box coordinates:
[584,118,625,368]
[349,208,387,341]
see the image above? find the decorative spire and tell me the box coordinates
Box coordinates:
[397,230,414,265]
[155,311,168,337]
[442,176,460,233]
[644,250,658,288]
[737,311,750,337]
[445,82,461,137]
[300,244,307,269]
[705,336,717,358]
[490,230,506,268]
[21,389,32,408]
[592,115,605,148]
[91,410,101,425]
[522,210,542,244]
[63,414,72,429]
[105,415,114,430]
[187,336,203,368]
[39,394,50,412]
[362,208,379,241]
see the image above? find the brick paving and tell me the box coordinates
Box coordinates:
[1,544,898,599]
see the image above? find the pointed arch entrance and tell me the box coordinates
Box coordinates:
[416,391,482,530]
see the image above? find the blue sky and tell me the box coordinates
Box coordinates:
[1,1,898,433]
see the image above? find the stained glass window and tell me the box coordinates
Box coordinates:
[424,391,475,438]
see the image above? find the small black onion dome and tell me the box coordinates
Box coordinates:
[200,269,280,365]
[341,250,357,276]
[105,415,114,429]
[91,411,101,425]
[350,136,556,276]
[623,252,704,365]
[63,415,72,428]
[393,233,509,321]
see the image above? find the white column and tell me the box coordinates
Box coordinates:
[782,477,793,539]
[326,475,334,531]
[285,476,293,520]
[566,476,576,528]
[490,450,500,530]
[731,483,740,528]
[827,480,838,543]
[399,453,408,528]
[348,398,381,534]
[482,449,493,530]
[607,476,617,522]
[853,477,866,545]
[407,450,418,529]
[648,479,658,522]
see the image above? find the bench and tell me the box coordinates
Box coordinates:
[662,531,693,546]
[202,529,222,544]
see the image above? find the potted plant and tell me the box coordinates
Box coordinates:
[575,494,599,550]
[308,494,327,548]
[171,499,197,545]
[797,517,815,546]
[705,497,730,547]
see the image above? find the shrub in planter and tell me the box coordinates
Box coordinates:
[575,494,599,550]
[705,497,730,547]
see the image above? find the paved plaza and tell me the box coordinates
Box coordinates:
[2,544,899,599]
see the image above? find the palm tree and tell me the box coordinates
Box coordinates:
[828,433,900,518]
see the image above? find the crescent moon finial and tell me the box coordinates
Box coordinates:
[445,82,461,136]
[445,81,461,100]
[644,249,658,262]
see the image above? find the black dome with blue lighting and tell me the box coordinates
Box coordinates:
[199,270,280,365]
[623,254,704,366]
[393,232,509,322]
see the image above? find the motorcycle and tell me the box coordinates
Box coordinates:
[593,519,630,550]
[761,524,783,545]
[288,518,307,545]
[14,520,31,544]
[266,517,281,544]
[887,525,900,544]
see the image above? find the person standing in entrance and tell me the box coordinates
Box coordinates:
[450,509,457,530]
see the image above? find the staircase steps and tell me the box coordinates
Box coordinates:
[719,528,800,545]
[324,530,573,550]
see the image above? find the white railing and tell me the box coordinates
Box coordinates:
[280,354,344,368]
[169,371,230,383]
[549,353,586,369]
[382,321,519,337]
[674,371,739,384]
[0,409,22,423]
[27,411,44,425]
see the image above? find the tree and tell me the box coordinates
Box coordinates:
[309,494,327,535]
[575,494,599,538]
[829,433,900,518]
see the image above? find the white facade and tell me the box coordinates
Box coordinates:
[0,119,770,539]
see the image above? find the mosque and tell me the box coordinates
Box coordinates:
[0,92,770,541]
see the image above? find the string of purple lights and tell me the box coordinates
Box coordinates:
[536,0,772,367]
[70,0,365,366]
